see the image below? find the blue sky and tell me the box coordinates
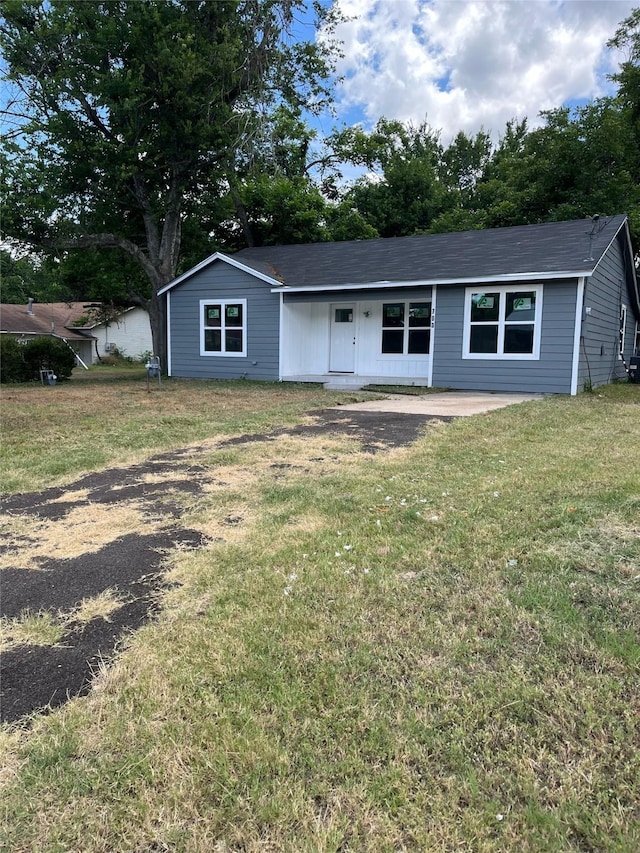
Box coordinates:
[314,0,637,143]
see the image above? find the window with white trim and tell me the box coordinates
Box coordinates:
[619,304,627,359]
[381,301,431,355]
[200,299,247,357]
[463,286,542,359]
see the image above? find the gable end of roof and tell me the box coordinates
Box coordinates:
[158,252,282,295]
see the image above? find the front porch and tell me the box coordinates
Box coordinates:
[281,373,431,390]
[280,294,434,388]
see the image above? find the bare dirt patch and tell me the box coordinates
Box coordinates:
[1,408,440,723]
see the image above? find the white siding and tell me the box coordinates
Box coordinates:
[94,308,153,361]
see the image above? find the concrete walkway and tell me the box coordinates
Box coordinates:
[335,391,546,417]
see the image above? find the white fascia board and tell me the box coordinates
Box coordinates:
[588,217,626,278]
[271,269,591,294]
[158,252,281,295]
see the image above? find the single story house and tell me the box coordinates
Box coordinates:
[0,301,152,365]
[160,215,640,394]
[71,304,152,362]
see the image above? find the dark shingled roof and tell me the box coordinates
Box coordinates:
[233,215,629,288]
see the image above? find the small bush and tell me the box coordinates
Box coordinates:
[0,336,77,383]
[22,337,77,381]
[0,336,29,383]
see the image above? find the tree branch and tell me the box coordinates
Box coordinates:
[53,233,159,287]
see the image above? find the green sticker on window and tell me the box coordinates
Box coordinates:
[475,295,495,309]
[512,297,532,311]
[207,307,220,320]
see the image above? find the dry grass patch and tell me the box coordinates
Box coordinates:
[68,590,124,625]
[1,591,125,654]
[0,610,65,652]
[0,502,161,570]
[46,488,92,504]
[1,379,372,494]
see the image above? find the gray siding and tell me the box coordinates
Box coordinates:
[168,264,280,380]
[432,280,577,393]
[579,234,634,389]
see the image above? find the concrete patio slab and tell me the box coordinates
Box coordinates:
[334,391,547,417]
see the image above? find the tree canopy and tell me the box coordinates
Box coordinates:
[1,0,339,361]
[2,2,638,339]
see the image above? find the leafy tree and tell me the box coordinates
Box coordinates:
[0,249,62,304]
[1,0,338,365]
[334,119,447,237]
[608,8,640,248]
[209,105,334,249]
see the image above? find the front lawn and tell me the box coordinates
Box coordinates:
[1,382,638,851]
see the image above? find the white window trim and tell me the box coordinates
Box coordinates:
[463,284,543,360]
[200,298,247,357]
[380,299,432,358]
[619,304,627,360]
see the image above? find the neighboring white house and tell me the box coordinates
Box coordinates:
[0,301,153,365]
[73,305,153,361]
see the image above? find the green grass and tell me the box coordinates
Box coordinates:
[0,382,639,851]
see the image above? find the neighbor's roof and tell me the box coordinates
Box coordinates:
[0,302,96,341]
[233,215,632,291]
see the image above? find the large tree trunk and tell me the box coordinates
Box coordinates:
[59,228,177,374]
[146,287,168,372]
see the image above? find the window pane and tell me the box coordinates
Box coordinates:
[382,329,404,353]
[470,325,498,353]
[204,328,222,351]
[471,293,500,322]
[383,303,404,327]
[225,329,243,352]
[204,305,221,327]
[335,308,353,323]
[409,303,431,326]
[504,324,534,353]
[408,329,430,354]
[505,292,536,321]
[225,304,243,326]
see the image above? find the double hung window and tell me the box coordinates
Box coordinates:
[381,301,431,355]
[200,299,246,356]
[463,286,542,359]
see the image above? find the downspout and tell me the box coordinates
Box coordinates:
[570,277,586,395]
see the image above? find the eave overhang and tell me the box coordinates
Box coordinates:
[271,269,591,294]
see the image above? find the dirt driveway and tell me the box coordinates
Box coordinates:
[1,407,445,724]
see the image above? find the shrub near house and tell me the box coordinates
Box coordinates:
[0,336,76,383]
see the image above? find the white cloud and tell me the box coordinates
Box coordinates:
[327,0,636,142]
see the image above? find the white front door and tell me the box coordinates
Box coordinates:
[329,304,355,372]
